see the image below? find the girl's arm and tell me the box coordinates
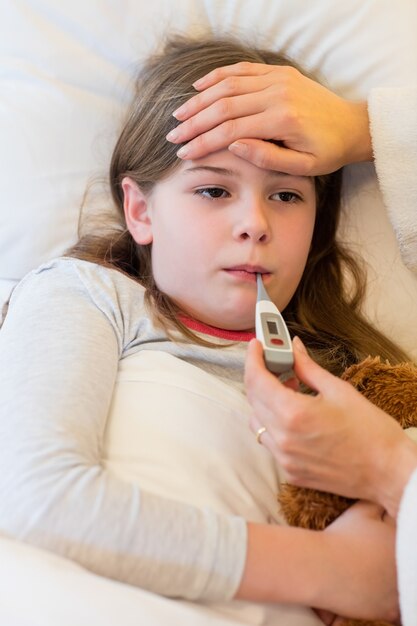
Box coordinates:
[166,62,372,175]
[238,501,399,622]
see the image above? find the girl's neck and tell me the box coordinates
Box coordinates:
[179,315,255,342]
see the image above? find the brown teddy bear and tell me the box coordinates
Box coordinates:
[278,356,417,626]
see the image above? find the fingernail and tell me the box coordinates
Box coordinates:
[166,129,178,141]
[293,336,307,354]
[229,141,247,155]
[176,146,189,159]
[192,77,205,89]
[172,105,186,120]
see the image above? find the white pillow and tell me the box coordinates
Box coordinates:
[0,534,245,626]
[1,0,416,356]
[0,0,208,283]
[203,0,417,96]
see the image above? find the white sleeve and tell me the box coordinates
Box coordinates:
[368,90,417,624]
[396,466,417,626]
[0,264,247,601]
[368,86,417,273]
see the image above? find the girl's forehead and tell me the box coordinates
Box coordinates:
[173,149,315,188]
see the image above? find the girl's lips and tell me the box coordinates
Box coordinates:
[227,264,269,274]
[224,268,271,283]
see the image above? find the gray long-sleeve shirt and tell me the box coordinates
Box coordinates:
[0,257,251,601]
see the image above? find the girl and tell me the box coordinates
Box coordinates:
[167,57,417,624]
[0,35,404,624]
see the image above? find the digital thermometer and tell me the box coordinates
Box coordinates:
[255,273,294,376]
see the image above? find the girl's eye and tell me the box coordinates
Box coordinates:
[272,191,302,203]
[195,187,230,200]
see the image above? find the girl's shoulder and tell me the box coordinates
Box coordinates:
[7,257,151,352]
[11,256,147,320]
[19,256,144,296]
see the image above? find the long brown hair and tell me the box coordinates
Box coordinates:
[67,34,410,374]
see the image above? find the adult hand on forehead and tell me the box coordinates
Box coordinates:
[167,62,372,175]
[244,336,414,519]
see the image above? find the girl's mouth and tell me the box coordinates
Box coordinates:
[224,267,271,283]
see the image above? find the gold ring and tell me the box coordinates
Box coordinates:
[256,426,267,444]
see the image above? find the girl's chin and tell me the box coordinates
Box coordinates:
[210,314,255,332]
[177,299,256,332]
[189,314,255,333]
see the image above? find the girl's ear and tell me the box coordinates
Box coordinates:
[122,176,153,245]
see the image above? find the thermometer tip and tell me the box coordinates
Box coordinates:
[256,273,269,302]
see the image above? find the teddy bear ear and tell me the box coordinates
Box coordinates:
[341,355,382,384]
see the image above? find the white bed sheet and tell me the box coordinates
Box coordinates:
[0,534,244,626]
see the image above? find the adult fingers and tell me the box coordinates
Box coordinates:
[249,413,276,450]
[244,339,307,442]
[228,139,316,176]
[312,608,337,625]
[245,339,287,406]
[172,73,275,123]
[173,110,285,162]
[291,337,344,397]
[191,61,274,91]
[245,336,348,425]
[168,91,268,148]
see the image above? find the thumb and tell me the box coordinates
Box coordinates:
[244,338,282,396]
[228,139,314,176]
[244,337,270,384]
[292,336,338,394]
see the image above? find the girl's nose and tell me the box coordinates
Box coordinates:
[233,199,271,243]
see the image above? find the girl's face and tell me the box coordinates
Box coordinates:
[123,150,316,331]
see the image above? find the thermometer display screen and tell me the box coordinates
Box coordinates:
[267,320,279,335]
[260,312,291,349]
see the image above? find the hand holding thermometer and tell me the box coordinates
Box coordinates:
[255,273,294,376]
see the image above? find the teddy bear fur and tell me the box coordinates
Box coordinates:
[278,356,417,626]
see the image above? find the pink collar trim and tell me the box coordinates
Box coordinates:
[179,315,255,342]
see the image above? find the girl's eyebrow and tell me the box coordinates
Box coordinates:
[183,165,236,176]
